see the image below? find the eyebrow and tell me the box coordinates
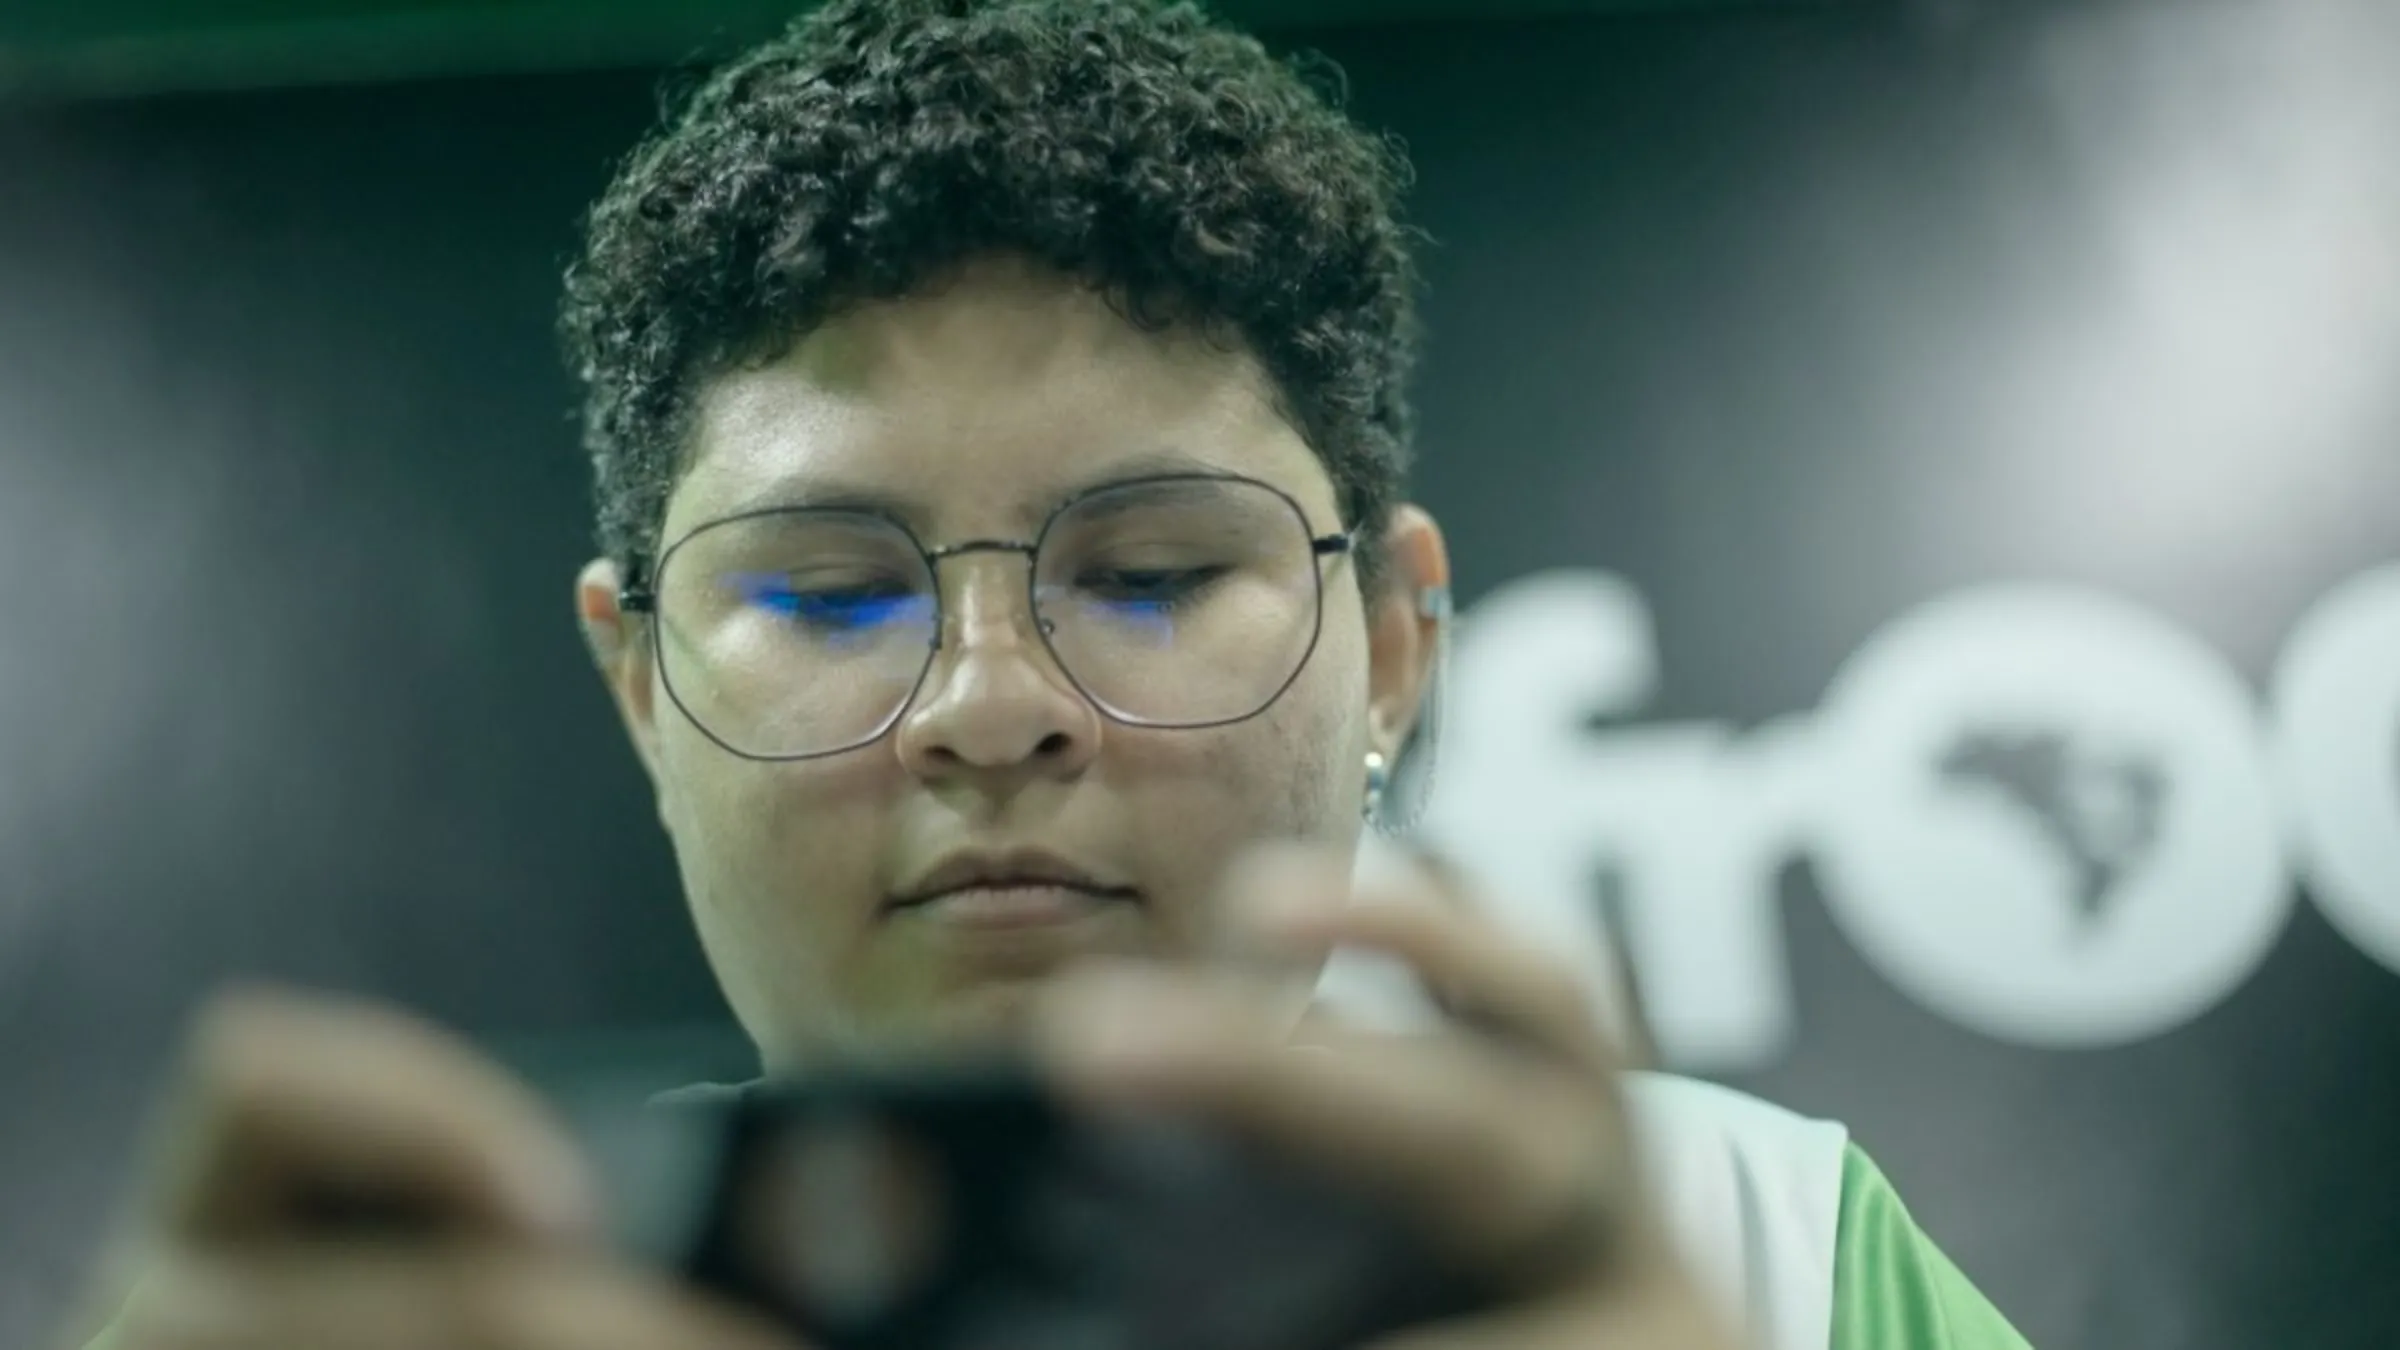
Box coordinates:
[729,445,1244,526]
[1055,446,1237,499]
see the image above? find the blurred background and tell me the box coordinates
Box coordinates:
[3,0,2397,1345]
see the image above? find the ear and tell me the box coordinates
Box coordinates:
[576,558,670,816]
[1365,504,1451,758]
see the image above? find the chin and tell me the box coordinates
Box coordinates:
[893,978,1058,1062]
[753,980,1047,1074]
[759,909,1175,1068]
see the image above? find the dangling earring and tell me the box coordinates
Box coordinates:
[1362,749,1391,824]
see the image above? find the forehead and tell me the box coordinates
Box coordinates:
[670,258,1335,538]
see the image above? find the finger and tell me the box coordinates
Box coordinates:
[1306,901,1611,1073]
[111,1247,806,1350]
[1032,964,1622,1281]
[1224,844,1611,1072]
[151,985,599,1247]
[1360,1275,1736,1350]
[1206,843,1357,961]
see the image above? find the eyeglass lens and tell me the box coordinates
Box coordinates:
[648,477,1332,759]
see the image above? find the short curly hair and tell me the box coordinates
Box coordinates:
[560,0,1423,584]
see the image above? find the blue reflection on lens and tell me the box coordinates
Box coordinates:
[1096,598,1177,647]
[725,572,927,647]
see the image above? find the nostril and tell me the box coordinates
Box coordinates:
[1034,731,1074,757]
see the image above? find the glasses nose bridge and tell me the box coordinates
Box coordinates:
[924,537,1046,647]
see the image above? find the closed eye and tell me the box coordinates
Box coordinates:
[1076,565,1228,609]
[728,572,925,634]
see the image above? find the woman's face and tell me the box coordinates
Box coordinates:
[581,256,1441,1070]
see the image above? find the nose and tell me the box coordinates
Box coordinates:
[892,551,1101,781]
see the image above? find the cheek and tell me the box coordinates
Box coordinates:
[1172,618,1370,953]
[1271,610,1377,824]
[1144,611,1371,854]
[653,719,895,1001]
[666,743,889,902]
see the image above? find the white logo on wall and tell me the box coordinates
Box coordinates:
[1418,565,2400,1071]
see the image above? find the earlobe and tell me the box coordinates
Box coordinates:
[1366,504,1452,754]
[576,558,665,781]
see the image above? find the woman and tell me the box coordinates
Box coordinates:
[69,3,2029,1348]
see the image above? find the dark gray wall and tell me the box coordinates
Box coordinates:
[4,1,2395,1346]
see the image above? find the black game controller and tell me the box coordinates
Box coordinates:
[583,1061,1498,1350]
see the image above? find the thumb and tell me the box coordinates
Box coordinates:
[1362,1270,1738,1350]
[148,985,599,1247]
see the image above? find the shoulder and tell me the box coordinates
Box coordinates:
[1622,1077,2033,1350]
[1823,1146,2034,1350]
[1621,1072,1853,1184]
[1621,1074,1852,1350]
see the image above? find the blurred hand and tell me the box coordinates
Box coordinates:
[1031,844,1738,1350]
[64,988,802,1350]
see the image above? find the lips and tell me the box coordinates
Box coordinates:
[887,849,1141,914]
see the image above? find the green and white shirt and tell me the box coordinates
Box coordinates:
[1624,1074,2032,1350]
